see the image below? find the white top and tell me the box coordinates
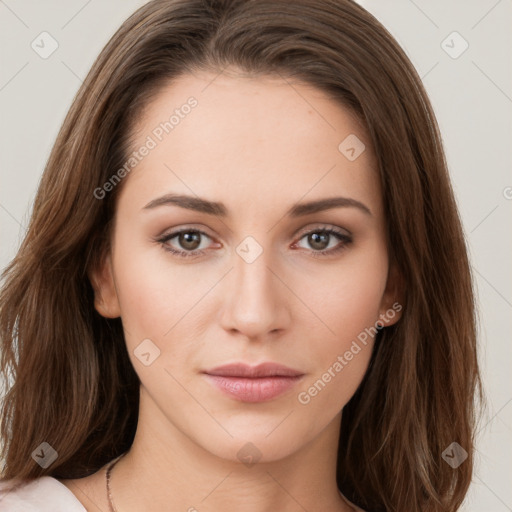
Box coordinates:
[0,476,365,511]
[0,476,86,511]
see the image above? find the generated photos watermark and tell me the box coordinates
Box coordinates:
[93,96,198,200]
[297,302,402,405]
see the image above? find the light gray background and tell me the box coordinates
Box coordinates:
[0,1,510,510]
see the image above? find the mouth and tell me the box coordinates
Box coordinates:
[202,362,305,403]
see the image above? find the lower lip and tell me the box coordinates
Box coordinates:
[203,374,304,402]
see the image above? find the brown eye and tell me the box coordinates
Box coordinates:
[307,232,330,250]
[295,228,352,258]
[178,231,202,250]
[156,229,213,258]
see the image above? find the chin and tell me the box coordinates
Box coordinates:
[194,423,311,465]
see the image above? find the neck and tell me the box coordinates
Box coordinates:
[109,386,354,512]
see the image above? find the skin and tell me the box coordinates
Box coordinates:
[59,67,402,512]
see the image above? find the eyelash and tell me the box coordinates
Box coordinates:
[155,227,352,259]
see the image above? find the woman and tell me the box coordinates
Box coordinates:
[0,0,481,510]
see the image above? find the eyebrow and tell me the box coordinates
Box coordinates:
[142,193,372,217]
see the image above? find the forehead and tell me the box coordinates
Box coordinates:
[120,69,382,219]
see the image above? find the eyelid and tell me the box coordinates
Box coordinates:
[156,224,216,242]
[293,223,352,238]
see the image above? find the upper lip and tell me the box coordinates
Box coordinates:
[203,362,304,378]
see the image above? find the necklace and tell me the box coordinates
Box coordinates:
[106,452,127,512]
[106,452,355,512]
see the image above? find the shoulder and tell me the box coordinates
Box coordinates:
[0,476,86,511]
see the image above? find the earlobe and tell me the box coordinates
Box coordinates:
[377,263,404,328]
[87,252,121,319]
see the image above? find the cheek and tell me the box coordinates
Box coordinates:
[295,281,380,415]
[303,241,388,346]
[111,234,210,339]
[293,244,387,408]
[111,246,211,392]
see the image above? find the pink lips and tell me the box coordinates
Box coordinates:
[202,362,305,403]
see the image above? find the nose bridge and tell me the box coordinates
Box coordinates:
[219,234,289,338]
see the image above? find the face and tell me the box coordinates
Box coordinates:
[90,68,402,463]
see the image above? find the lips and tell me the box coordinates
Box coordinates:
[203,362,304,378]
[202,362,305,403]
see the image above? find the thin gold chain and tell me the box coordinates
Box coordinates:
[105,452,355,512]
[106,452,127,512]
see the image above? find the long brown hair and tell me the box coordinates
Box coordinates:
[0,1,482,510]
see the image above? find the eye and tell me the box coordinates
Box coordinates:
[155,228,215,258]
[155,225,352,260]
[293,227,352,258]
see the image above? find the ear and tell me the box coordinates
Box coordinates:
[88,251,121,319]
[377,262,404,328]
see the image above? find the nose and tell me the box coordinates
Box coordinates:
[219,242,291,341]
